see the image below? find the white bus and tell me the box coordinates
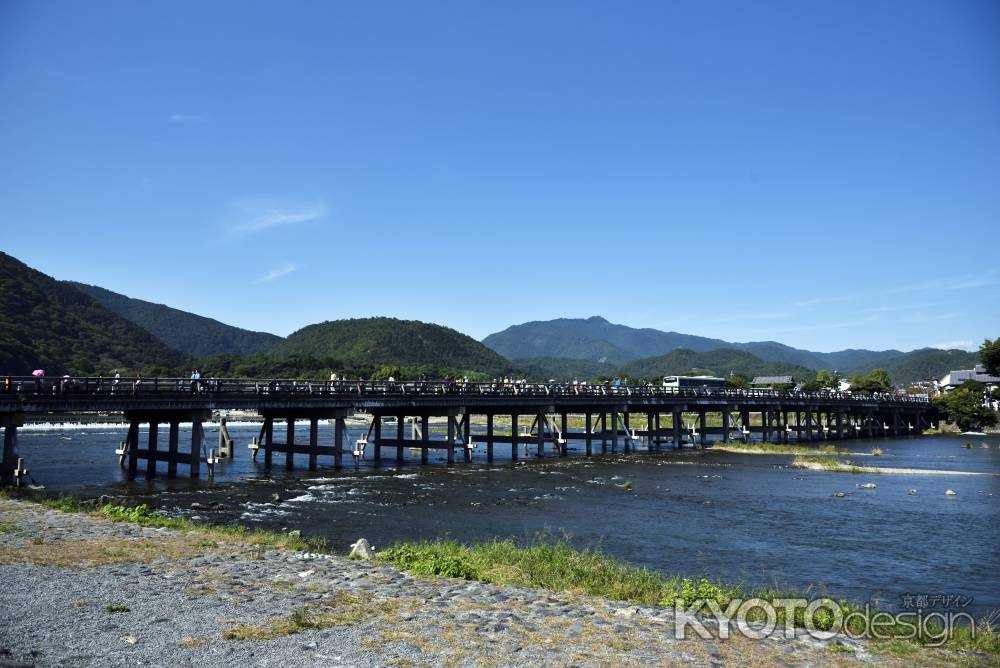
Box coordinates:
[662,375,727,390]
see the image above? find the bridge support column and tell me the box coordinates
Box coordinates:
[463,414,472,463]
[334,416,344,468]
[585,413,593,456]
[218,418,233,459]
[396,415,405,465]
[836,412,844,440]
[653,412,661,450]
[486,414,494,462]
[511,414,519,461]
[610,412,619,453]
[285,419,295,469]
[167,421,179,478]
[600,411,608,455]
[263,417,274,468]
[421,415,430,464]
[761,410,770,442]
[373,416,382,463]
[672,410,682,448]
[536,411,545,457]
[561,413,569,456]
[721,410,730,443]
[309,418,319,470]
[699,411,707,447]
[190,421,203,478]
[1,414,25,487]
[145,422,158,479]
[126,420,139,479]
[447,414,456,465]
[805,410,814,442]
[623,412,631,453]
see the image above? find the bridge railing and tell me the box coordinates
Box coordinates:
[0,375,930,405]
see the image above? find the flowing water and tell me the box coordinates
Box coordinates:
[13,421,1000,616]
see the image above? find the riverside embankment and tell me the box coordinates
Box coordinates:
[1,498,991,667]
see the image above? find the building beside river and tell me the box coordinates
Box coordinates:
[937,364,1000,392]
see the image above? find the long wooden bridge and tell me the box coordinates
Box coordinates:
[0,376,932,485]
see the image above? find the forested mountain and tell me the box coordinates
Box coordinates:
[0,252,187,374]
[483,316,906,371]
[68,282,282,358]
[618,348,815,381]
[514,357,616,382]
[272,317,512,376]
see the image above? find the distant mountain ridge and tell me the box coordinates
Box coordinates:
[68,282,283,358]
[483,316,905,371]
[849,348,979,385]
[619,348,815,381]
[0,250,982,385]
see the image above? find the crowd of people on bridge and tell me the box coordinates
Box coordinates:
[0,370,928,404]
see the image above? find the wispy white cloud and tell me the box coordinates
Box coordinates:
[168,113,211,123]
[860,302,938,314]
[930,340,975,351]
[703,311,793,324]
[230,200,327,236]
[750,315,880,334]
[792,271,998,308]
[253,263,298,284]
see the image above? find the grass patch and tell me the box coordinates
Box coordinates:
[1,490,327,554]
[0,534,221,567]
[222,591,398,640]
[105,604,130,613]
[712,442,841,456]
[177,637,209,648]
[378,538,999,661]
[379,538,750,607]
[96,503,325,553]
[0,520,17,533]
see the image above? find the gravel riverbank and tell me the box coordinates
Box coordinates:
[0,499,968,667]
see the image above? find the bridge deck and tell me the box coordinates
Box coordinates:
[0,376,929,414]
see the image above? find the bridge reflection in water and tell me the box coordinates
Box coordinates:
[0,377,931,485]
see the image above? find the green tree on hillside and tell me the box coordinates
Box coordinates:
[801,369,842,392]
[849,368,893,393]
[933,382,997,431]
[725,374,749,389]
[980,337,1000,377]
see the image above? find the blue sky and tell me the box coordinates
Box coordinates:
[2,0,997,353]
